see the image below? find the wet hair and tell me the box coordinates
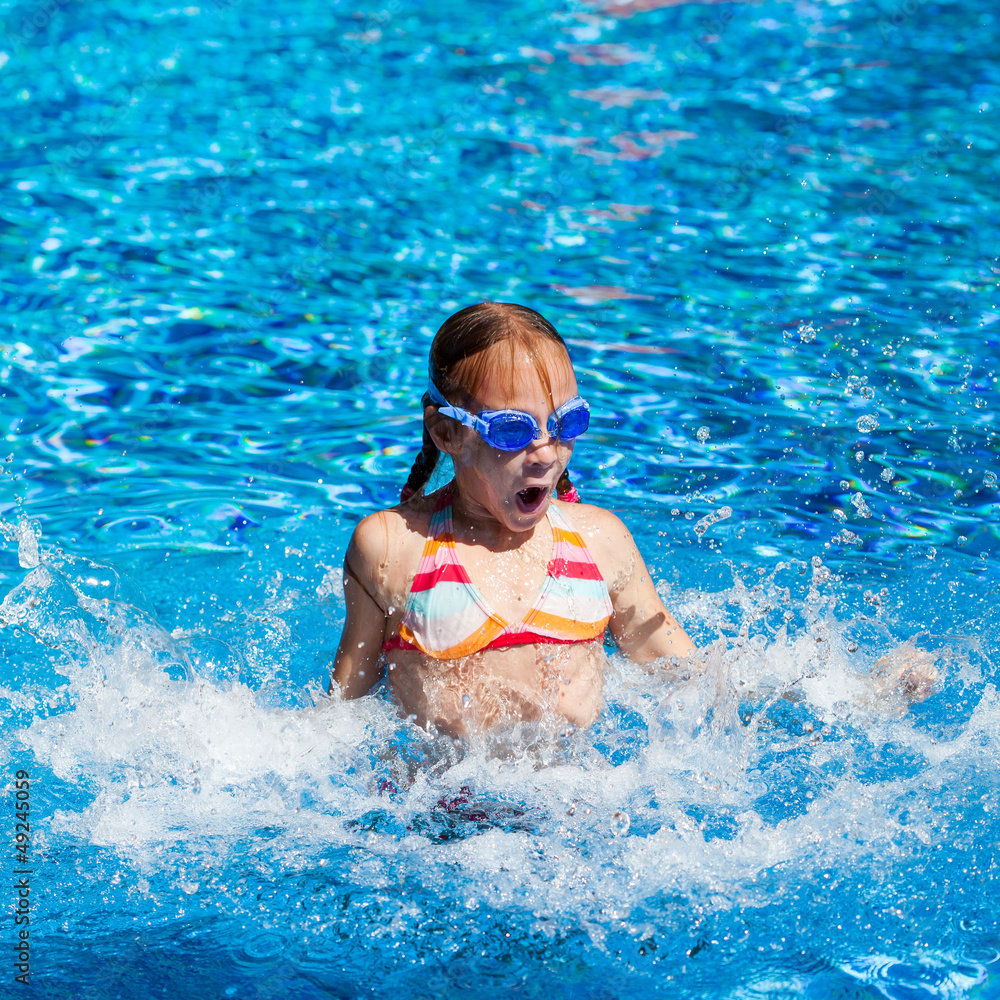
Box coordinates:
[400,302,580,503]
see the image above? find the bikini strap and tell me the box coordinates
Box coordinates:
[429,482,455,540]
[343,559,382,608]
[546,501,572,530]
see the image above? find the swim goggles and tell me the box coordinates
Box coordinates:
[427,381,590,451]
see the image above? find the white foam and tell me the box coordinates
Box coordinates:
[4,543,994,948]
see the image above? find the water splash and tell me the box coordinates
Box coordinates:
[1,523,996,994]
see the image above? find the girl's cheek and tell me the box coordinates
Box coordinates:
[456,432,484,466]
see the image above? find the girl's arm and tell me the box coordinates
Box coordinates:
[329,515,391,698]
[609,549,696,665]
[584,506,696,666]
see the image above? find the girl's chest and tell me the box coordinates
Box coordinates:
[450,534,553,625]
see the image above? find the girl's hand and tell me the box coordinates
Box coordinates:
[871,641,939,706]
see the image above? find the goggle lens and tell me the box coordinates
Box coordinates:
[487,414,537,450]
[554,403,589,440]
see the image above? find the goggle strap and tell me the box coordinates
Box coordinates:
[438,404,482,435]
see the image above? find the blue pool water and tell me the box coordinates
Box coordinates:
[1,0,999,996]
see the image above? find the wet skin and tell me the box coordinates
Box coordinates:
[330,344,696,737]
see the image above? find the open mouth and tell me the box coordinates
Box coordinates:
[515,485,548,513]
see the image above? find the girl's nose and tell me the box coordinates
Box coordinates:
[526,430,559,460]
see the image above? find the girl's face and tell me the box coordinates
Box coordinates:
[431,342,579,535]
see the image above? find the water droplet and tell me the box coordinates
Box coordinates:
[670,508,680,516]
[957,536,968,546]
[696,426,710,443]
[856,414,879,433]
[832,528,860,546]
[803,721,815,732]
[832,508,847,522]
[860,385,875,399]
[693,505,733,539]
[461,694,471,708]
[985,471,997,489]
[798,322,817,343]
[850,493,872,518]
[610,810,631,837]
[880,467,894,482]
[387,605,396,616]
[15,517,40,569]
[855,450,865,461]
[847,640,859,653]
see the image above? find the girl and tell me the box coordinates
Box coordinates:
[330,302,695,737]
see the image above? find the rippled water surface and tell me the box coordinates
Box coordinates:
[1,0,999,996]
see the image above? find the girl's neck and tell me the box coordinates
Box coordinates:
[448,480,542,552]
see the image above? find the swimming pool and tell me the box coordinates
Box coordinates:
[1,0,998,995]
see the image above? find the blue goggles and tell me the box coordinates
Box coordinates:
[427,381,590,451]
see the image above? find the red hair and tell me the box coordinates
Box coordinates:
[400,302,580,503]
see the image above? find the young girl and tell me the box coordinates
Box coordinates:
[330,301,696,737]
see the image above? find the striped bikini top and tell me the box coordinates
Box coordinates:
[382,484,613,660]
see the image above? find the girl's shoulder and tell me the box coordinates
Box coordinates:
[552,498,631,540]
[346,492,440,594]
[552,499,639,590]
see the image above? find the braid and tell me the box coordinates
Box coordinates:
[400,394,439,503]
[556,469,581,504]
